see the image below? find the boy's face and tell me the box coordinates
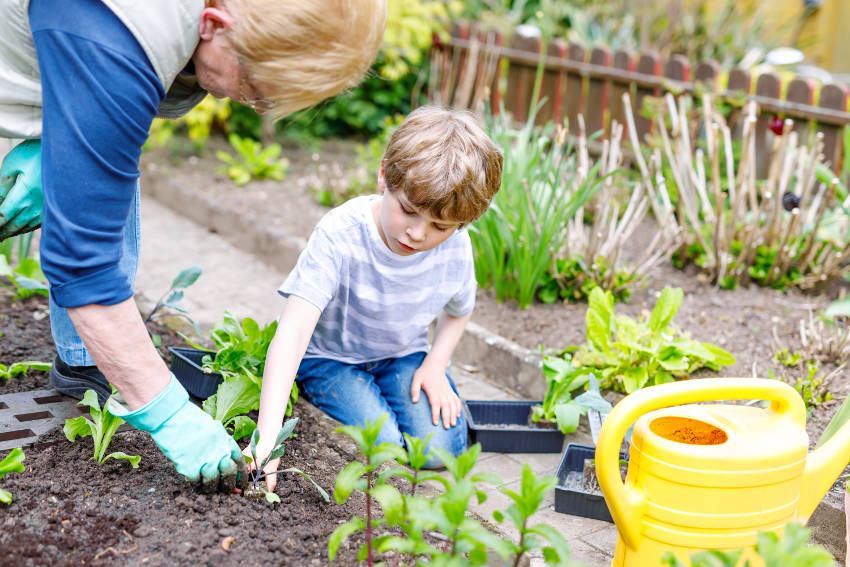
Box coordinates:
[373,181,461,257]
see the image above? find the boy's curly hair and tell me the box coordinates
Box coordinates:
[382,106,503,227]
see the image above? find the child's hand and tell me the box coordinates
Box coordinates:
[242,441,281,492]
[410,363,462,430]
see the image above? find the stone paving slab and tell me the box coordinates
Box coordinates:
[0,389,85,451]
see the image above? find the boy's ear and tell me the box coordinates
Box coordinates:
[198,5,234,40]
[377,159,387,193]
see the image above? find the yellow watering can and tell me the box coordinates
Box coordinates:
[595,377,850,566]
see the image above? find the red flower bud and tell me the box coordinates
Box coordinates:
[768,116,785,136]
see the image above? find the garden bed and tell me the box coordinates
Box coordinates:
[0,292,388,566]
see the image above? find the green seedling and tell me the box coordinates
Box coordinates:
[144,266,203,346]
[0,448,25,504]
[216,133,289,186]
[532,357,613,434]
[493,464,579,567]
[0,359,52,382]
[0,255,48,299]
[64,389,140,468]
[199,311,298,440]
[661,522,834,567]
[244,417,328,505]
[568,287,735,393]
[329,414,409,566]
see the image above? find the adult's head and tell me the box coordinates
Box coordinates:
[381,106,504,229]
[193,0,387,118]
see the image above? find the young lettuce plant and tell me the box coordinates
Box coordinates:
[570,286,735,393]
[532,357,613,433]
[0,448,25,504]
[199,311,298,440]
[0,359,52,382]
[64,389,140,468]
[244,417,329,504]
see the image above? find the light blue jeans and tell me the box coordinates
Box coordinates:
[296,351,468,468]
[49,184,141,366]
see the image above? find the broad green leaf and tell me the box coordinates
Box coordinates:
[230,415,257,441]
[573,389,613,413]
[171,266,202,289]
[622,367,648,393]
[104,452,141,468]
[328,517,365,561]
[0,448,25,477]
[586,288,613,353]
[369,483,404,524]
[334,461,366,504]
[816,393,850,448]
[649,287,683,332]
[264,491,281,504]
[553,401,584,434]
[63,416,93,442]
[207,375,260,423]
[0,488,11,504]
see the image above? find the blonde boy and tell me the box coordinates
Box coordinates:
[249,106,503,487]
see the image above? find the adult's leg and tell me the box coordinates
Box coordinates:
[296,357,404,447]
[49,183,140,366]
[371,352,467,468]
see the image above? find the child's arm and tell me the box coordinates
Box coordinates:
[410,310,472,430]
[245,295,321,491]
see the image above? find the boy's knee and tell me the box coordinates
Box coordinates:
[419,421,468,470]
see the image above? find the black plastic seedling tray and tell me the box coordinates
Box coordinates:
[168,346,223,400]
[554,443,627,522]
[463,400,565,453]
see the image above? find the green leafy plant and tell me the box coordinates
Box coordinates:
[769,360,835,419]
[199,311,297,440]
[144,95,231,157]
[568,287,735,393]
[0,448,25,504]
[532,358,613,433]
[64,389,141,468]
[216,133,289,186]
[144,266,203,346]
[243,417,329,504]
[329,415,577,566]
[661,522,835,566]
[0,255,48,299]
[538,256,640,304]
[0,359,52,382]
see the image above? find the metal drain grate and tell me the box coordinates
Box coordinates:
[0,389,87,451]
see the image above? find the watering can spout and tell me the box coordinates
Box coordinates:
[798,418,850,522]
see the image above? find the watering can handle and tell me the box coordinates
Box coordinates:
[595,378,804,549]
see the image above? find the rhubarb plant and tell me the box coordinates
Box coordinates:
[244,417,329,504]
[0,448,25,504]
[64,389,140,468]
[568,286,735,393]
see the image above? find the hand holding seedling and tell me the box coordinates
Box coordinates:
[410,361,461,430]
[243,432,279,491]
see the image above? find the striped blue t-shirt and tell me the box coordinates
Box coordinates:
[279,195,477,364]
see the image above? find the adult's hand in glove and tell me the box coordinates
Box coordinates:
[108,375,247,493]
[0,139,43,240]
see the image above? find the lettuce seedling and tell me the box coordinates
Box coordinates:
[0,359,52,382]
[0,448,25,504]
[64,389,140,468]
[245,417,329,504]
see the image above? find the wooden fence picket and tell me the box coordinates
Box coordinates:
[586,46,611,134]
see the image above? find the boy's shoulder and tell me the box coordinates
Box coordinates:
[316,194,376,234]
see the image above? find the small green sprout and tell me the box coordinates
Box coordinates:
[64,389,140,468]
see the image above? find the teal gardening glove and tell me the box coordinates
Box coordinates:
[107,375,247,492]
[0,139,44,240]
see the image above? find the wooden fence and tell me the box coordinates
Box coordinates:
[428,22,850,175]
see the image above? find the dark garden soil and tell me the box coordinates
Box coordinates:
[0,291,396,567]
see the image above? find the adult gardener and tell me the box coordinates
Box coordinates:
[0,0,386,492]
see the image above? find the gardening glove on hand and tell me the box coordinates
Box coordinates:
[0,139,43,240]
[107,375,247,493]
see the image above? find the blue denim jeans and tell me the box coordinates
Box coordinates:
[296,351,467,468]
[49,183,141,366]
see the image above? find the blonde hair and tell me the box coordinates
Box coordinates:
[383,106,503,226]
[226,0,387,120]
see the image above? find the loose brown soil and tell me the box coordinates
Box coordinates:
[0,292,385,566]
